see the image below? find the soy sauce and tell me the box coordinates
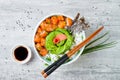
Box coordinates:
[14,46,28,61]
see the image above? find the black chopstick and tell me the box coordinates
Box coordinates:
[42,54,69,78]
[41,54,68,75]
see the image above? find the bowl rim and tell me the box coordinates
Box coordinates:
[33,13,86,66]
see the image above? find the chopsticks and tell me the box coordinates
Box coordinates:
[41,26,104,78]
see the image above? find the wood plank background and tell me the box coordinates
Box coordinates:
[0,0,120,80]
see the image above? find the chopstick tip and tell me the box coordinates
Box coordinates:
[98,26,104,31]
[100,26,104,30]
[43,73,48,78]
[41,70,48,78]
[101,26,104,28]
[41,70,45,75]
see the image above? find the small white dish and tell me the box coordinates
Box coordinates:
[12,45,32,64]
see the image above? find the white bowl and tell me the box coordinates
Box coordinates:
[33,13,86,65]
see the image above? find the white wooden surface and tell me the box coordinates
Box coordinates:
[0,0,120,80]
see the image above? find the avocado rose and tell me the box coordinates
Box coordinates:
[45,28,73,54]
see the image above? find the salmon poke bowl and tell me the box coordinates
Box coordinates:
[33,13,86,65]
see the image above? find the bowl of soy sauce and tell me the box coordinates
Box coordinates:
[12,45,32,64]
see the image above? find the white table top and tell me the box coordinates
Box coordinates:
[0,0,120,80]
